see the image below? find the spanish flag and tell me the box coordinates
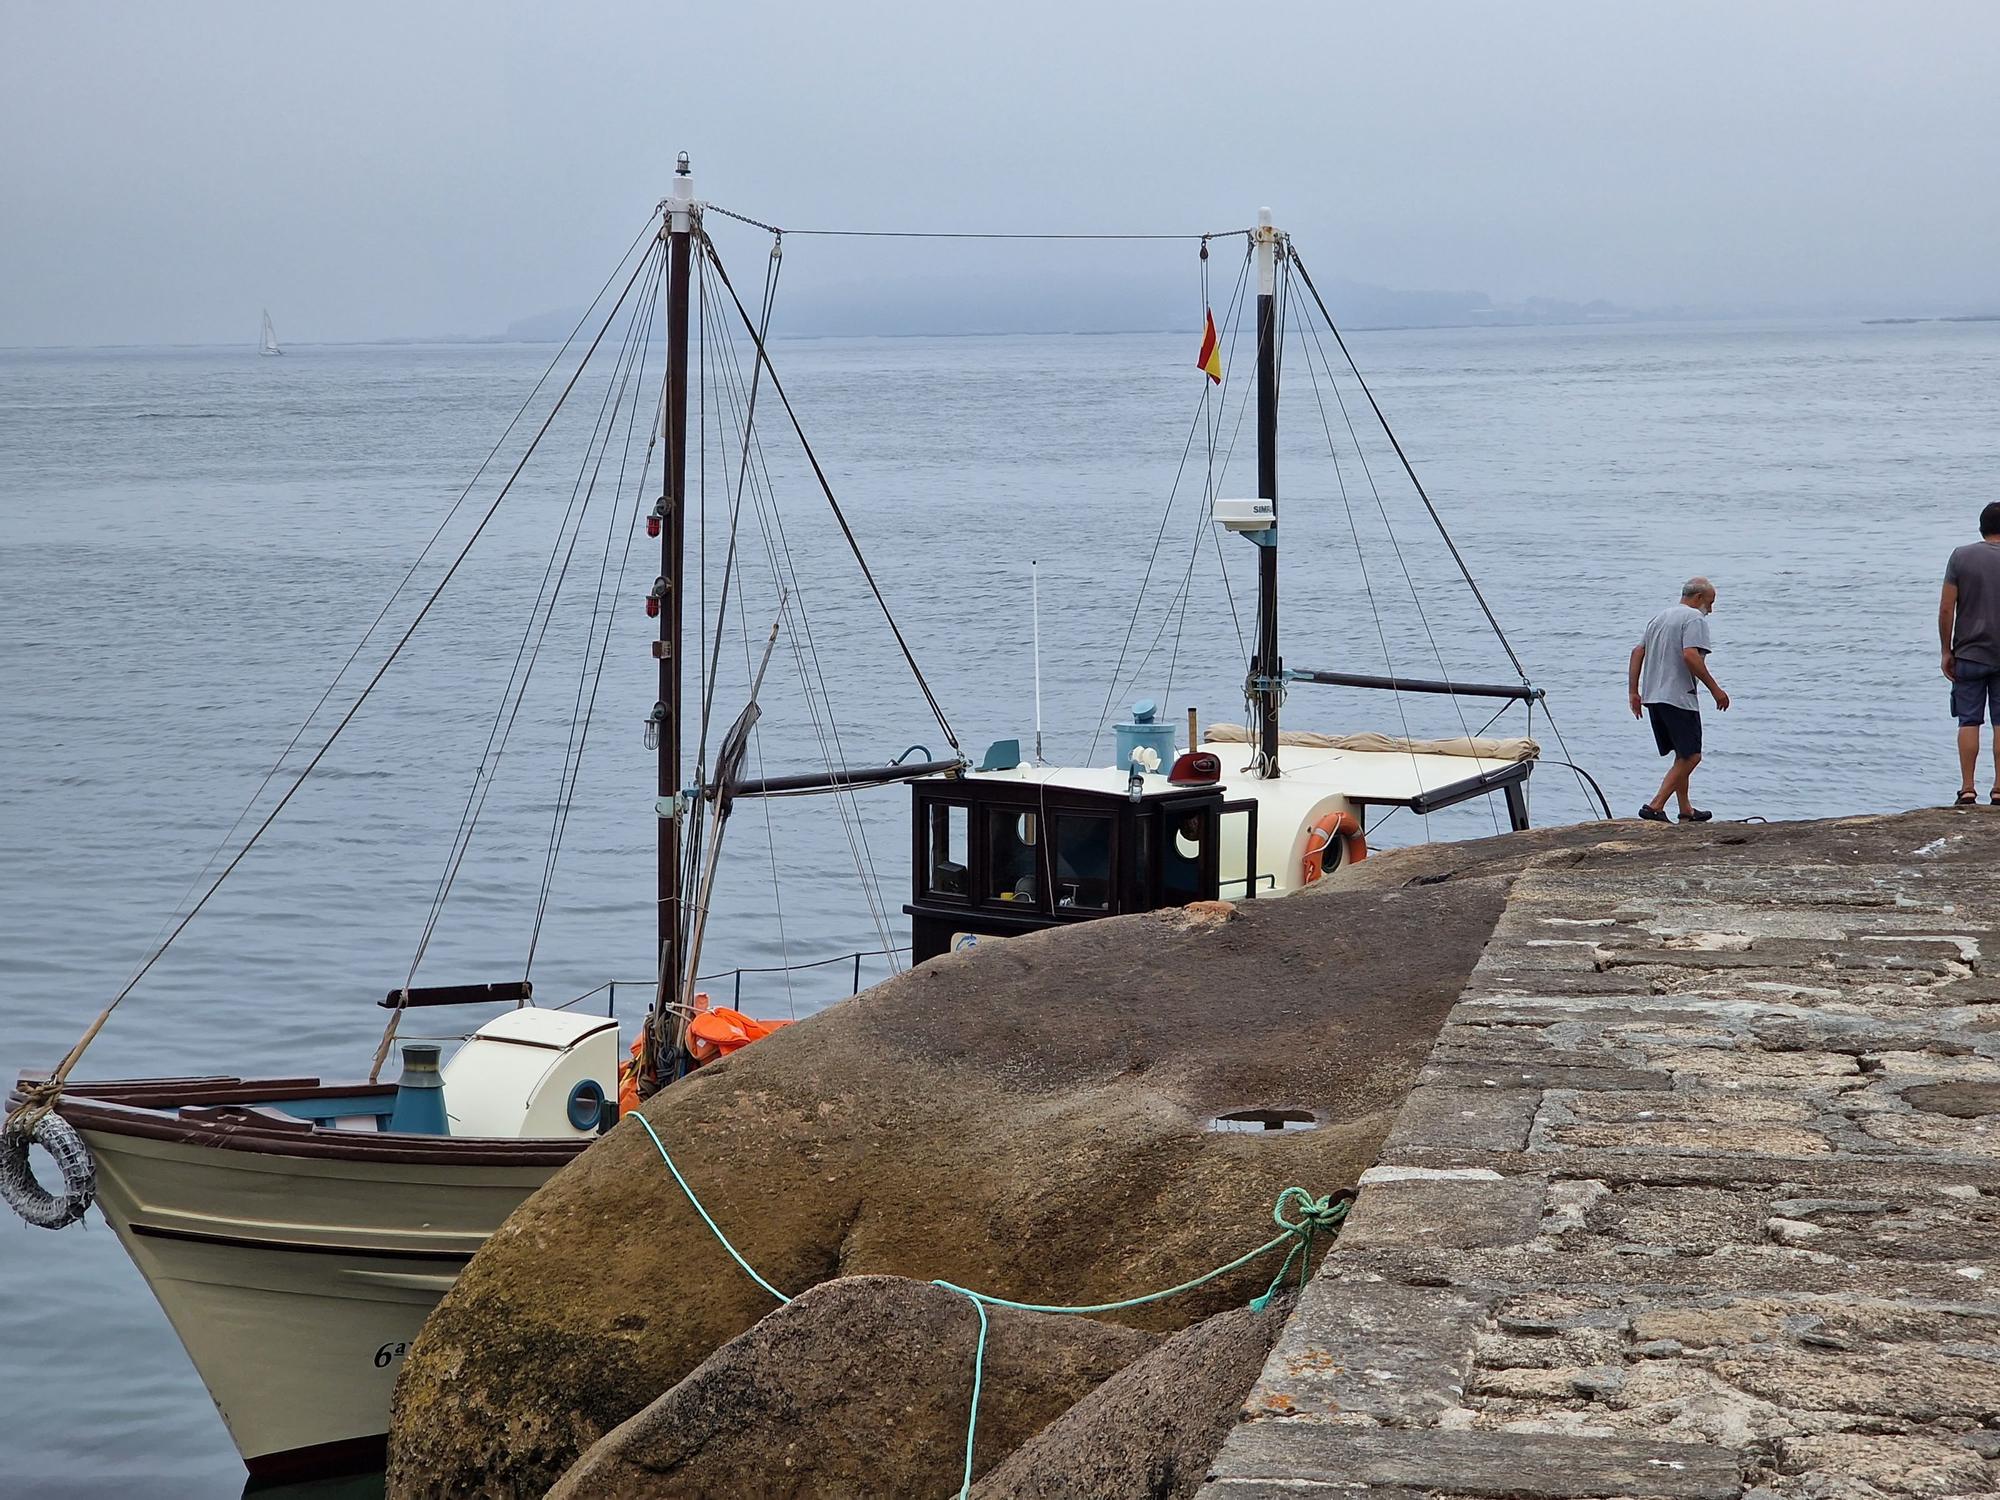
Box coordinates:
[1196,309,1223,383]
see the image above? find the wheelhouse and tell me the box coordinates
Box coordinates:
[906,767,1261,962]
[905,716,1538,964]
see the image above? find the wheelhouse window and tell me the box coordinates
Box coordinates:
[1053,813,1113,912]
[987,808,1040,905]
[926,802,969,899]
[1217,803,1260,899]
[1163,807,1209,903]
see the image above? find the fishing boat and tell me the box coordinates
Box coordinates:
[260,308,282,356]
[4,160,1595,1482]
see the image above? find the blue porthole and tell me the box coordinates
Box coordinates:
[566,1079,606,1132]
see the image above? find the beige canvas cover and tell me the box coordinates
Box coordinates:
[1206,723,1539,762]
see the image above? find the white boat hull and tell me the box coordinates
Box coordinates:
[61,1088,577,1480]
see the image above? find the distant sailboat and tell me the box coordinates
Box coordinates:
[260,309,283,356]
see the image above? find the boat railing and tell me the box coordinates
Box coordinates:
[1219,873,1280,899]
[561,946,914,1016]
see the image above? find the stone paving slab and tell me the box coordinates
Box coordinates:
[1198,812,2000,1500]
[1208,1428,1745,1497]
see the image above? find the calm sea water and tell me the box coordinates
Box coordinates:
[3,318,1997,1495]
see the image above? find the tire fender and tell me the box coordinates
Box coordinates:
[1,1111,96,1230]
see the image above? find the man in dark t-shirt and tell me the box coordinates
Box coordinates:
[1941,500,2000,805]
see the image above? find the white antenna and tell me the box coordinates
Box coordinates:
[1031,560,1044,764]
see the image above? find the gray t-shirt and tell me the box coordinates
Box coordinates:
[1637,602,1712,710]
[1945,540,2000,668]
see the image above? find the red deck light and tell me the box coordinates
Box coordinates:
[1167,750,1222,785]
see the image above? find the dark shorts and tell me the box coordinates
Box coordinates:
[1647,702,1703,759]
[1952,658,2000,727]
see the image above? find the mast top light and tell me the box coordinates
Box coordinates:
[669,157,697,229]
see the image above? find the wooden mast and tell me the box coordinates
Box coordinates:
[650,154,695,1087]
[1251,207,1282,777]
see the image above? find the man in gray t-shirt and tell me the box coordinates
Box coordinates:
[1627,577,1730,824]
[1941,500,2000,805]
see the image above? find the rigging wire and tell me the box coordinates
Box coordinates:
[1289,252,1528,683]
[368,245,667,1079]
[1209,252,1263,529]
[11,224,670,1118]
[525,251,667,975]
[1200,243,1251,673]
[406,239,667,991]
[697,240,806,1008]
[695,243,782,777]
[1161,243,1251,718]
[1085,241,1252,764]
[1288,273,1438,839]
[699,231,962,758]
[1287,274,1494,836]
[1084,396,1224,762]
[1101,243,1267,747]
[695,240,903,973]
[1293,283,1486,742]
[1290,248,1605,822]
[1160,487,1208,714]
[704,203,1252,243]
[683,260,714,973]
[1188,234,1261,683]
[122,212,670,983]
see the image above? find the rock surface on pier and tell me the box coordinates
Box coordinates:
[1200,808,2000,1500]
[387,864,1520,1498]
[544,1276,1156,1500]
[969,1298,1293,1500]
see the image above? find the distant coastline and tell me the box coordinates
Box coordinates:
[1863,312,2000,325]
[8,308,2000,354]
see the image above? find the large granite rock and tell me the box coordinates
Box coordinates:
[544,1275,1155,1500]
[388,870,1517,1498]
[969,1300,1291,1500]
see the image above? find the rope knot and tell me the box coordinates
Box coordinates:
[1250,1187,1349,1311]
[5,1079,65,1137]
[1274,1186,1348,1235]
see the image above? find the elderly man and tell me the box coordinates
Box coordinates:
[1942,501,2000,805]
[1628,577,1730,823]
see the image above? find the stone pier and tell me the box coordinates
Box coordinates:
[1200,811,2000,1500]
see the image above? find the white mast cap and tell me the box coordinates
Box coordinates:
[669,153,696,231]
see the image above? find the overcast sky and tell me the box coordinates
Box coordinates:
[3,0,1997,346]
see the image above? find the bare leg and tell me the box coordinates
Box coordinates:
[1990,728,1999,796]
[1673,752,1702,814]
[1647,761,1680,813]
[1960,724,1980,795]
[1647,753,1700,813]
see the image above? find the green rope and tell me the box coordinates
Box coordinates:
[632,1113,1346,1500]
[931,1187,1346,1497]
[632,1114,795,1305]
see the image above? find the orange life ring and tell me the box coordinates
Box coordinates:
[1302,810,1366,883]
